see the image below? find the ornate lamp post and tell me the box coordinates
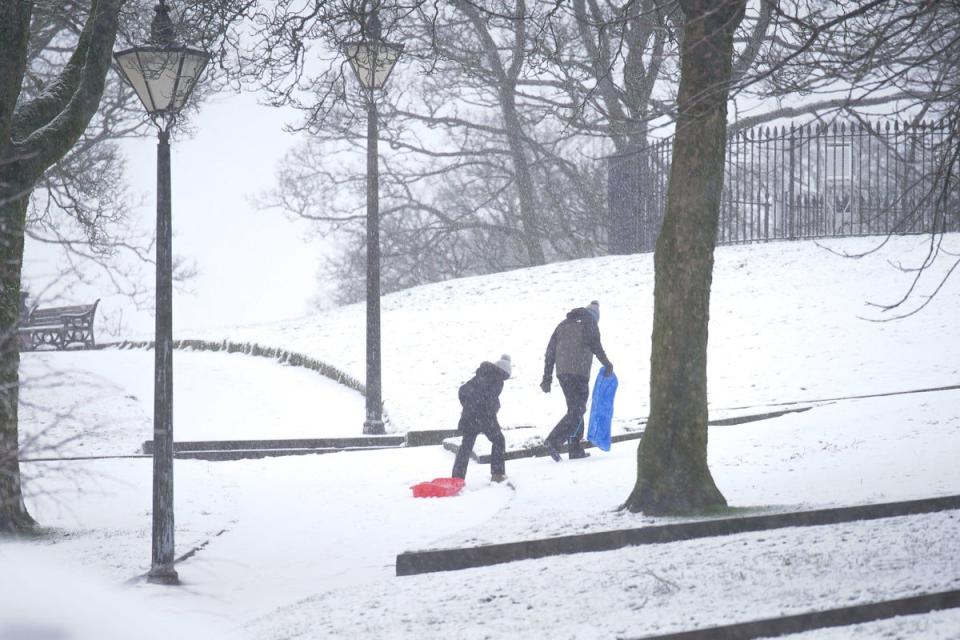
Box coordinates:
[343,10,402,435]
[114,0,208,585]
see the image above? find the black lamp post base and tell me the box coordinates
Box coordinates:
[363,419,385,435]
[146,565,180,585]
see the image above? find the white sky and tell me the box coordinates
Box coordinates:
[125,90,325,335]
[23,89,328,338]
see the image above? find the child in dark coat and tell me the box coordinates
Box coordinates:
[451,354,511,482]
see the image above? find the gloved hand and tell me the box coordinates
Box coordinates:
[540,377,552,393]
[603,363,614,378]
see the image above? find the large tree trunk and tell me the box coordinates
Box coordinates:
[623,0,745,515]
[0,0,37,535]
[0,194,35,533]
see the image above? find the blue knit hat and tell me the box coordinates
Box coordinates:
[586,300,599,323]
[494,354,512,377]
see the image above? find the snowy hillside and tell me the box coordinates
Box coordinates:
[198,235,960,434]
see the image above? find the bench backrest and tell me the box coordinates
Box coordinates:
[25,300,99,326]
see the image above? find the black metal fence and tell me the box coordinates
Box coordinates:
[611,120,960,252]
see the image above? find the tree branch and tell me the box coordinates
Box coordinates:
[15,0,126,185]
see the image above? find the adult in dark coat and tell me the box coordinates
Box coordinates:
[452,354,512,481]
[541,300,613,460]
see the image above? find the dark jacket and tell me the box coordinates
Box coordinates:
[458,362,509,433]
[543,308,611,379]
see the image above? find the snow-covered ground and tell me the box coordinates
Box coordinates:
[4,236,960,639]
[20,349,367,458]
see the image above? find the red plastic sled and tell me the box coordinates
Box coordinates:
[411,477,465,498]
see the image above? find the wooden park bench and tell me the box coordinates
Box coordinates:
[19,299,100,351]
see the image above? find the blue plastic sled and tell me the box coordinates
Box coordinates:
[587,367,618,451]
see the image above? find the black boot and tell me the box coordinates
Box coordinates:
[543,439,562,462]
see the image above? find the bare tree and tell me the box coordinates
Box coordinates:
[20,0,255,320]
[0,0,129,533]
[254,0,609,302]
[2,0,259,533]
[620,0,959,514]
[15,1,160,320]
[529,0,776,251]
[751,0,960,316]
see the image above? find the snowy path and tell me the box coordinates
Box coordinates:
[21,446,517,632]
[20,349,367,458]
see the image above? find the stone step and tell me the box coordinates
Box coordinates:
[396,493,960,576]
[143,435,405,455]
[172,447,404,461]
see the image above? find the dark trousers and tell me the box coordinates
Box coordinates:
[452,424,506,478]
[546,374,589,453]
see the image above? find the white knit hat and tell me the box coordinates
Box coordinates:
[494,354,512,377]
[586,300,600,323]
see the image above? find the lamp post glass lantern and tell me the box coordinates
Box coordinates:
[343,43,402,91]
[113,0,208,586]
[343,10,402,436]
